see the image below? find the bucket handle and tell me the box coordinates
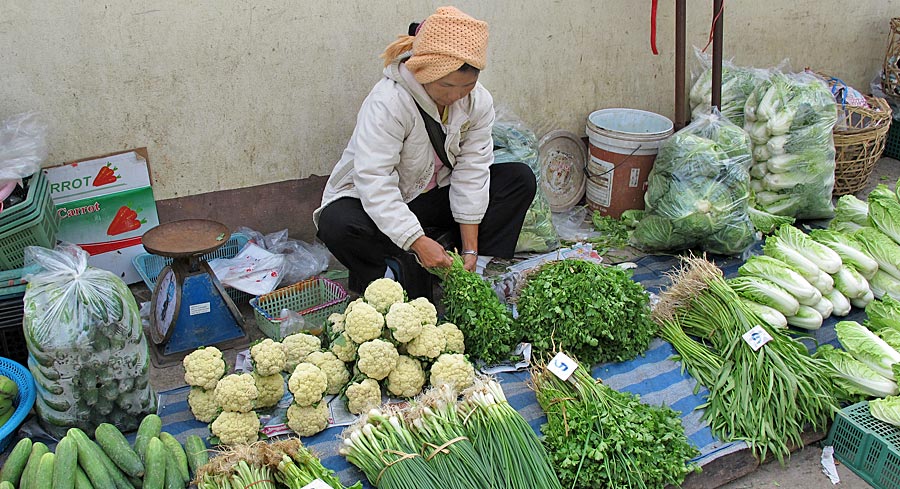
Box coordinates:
[585,144,643,179]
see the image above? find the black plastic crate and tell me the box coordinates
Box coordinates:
[885,121,900,160]
[0,293,26,366]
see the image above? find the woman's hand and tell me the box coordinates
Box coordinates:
[410,236,453,269]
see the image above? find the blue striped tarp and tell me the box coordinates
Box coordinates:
[156,250,858,488]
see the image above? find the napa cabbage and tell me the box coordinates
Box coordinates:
[808,229,878,280]
[835,320,900,380]
[870,396,900,428]
[865,296,900,332]
[815,345,899,398]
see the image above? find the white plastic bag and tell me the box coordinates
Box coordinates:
[22,243,156,437]
[208,242,286,296]
[0,111,47,184]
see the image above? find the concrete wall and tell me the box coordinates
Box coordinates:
[1,1,896,207]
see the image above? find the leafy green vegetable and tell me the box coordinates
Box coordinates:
[809,229,879,280]
[815,345,899,399]
[430,253,521,365]
[775,225,842,274]
[869,269,900,301]
[870,396,900,428]
[748,207,795,234]
[865,296,900,332]
[533,362,699,489]
[835,320,900,380]
[738,255,821,306]
[763,235,820,282]
[786,305,824,330]
[589,211,629,249]
[878,328,900,353]
[691,63,765,127]
[854,227,900,280]
[834,195,869,227]
[740,298,787,328]
[515,259,655,365]
[832,265,871,300]
[727,276,800,316]
[619,209,644,228]
[825,288,851,317]
[868,192,900,248]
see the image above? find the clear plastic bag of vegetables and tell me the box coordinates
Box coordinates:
[492,108,560,253]
[744,70,837,220]
[689,49,768,127]
[631,111,758,255]
[22,243,157,438]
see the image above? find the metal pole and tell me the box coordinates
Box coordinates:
[711,0,724,110]
[675,0,687,129]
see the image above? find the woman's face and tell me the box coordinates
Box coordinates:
[423,69,479,108]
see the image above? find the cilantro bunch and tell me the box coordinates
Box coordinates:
[515,259,655,365]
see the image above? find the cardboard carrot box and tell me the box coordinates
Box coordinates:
[44,148,159,283]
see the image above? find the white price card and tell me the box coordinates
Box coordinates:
[742,325,773,351]
[547,352,578,381]
[301,480,332,489]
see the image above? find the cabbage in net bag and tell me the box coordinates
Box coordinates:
[631,111,757,255]
[23,243,156,438]
[744,71,837,220]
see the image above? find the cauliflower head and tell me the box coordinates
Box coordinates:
[187,387,219,423]
[330,332,358,363]
[430,353,475,392]
[364,278,405,313]
[288,362,327,406]
[327,313,346,334]
[409,297,438,326]
[385,302,424,343]
[438,322,465,354]
[183,346,227,390]
[356,339,399,380]
[286,401,329,437]
[344,302,385,343]
[306,351,350,395]
[282,333,322,373]
[386,356,426,398]
[250,338,287,376]
[211,410,260,445]
[405,324,445,359]
[253,372,286,409]
[345,378,382,415]
[214,373,259,413]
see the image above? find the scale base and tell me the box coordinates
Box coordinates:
[149,331,251,368]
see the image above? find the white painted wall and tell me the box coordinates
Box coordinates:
[1,1,896,200]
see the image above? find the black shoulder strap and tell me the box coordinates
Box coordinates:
[413,100,452,169]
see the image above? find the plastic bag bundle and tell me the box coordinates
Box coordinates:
[492,110,560,253]
[690,56,767,127]
[235,227,330,286]
[744,71,837,219]
[631,111,756,255]
[23,243,156,437]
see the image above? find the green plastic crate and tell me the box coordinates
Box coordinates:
[885,121,900,160]
[826,401,900,489]
[0,179,59,271]
[0,171,47,227]
[250,277,348,340]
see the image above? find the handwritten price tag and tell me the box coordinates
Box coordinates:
[742,325,773,351]
[301,480,333,489]
[547,352,578,381]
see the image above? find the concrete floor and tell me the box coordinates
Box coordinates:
[139,157,900,489]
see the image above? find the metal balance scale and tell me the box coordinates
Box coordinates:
[143,219,248,366]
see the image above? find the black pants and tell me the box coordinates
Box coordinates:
[317,162,536,292]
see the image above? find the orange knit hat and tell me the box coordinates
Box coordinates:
[380,6,488,84]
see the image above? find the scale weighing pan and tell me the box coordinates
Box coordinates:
[142,219,231,259]
[144,219,247,366]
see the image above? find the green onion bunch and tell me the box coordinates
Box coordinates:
[654,255,838,463]
[458,377,563,489]
[532,360,700,489]
[407,384,493,489]
[340,408,444,489]
[266,438,363,489]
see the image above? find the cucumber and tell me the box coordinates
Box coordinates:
[183,435,208,478]
[127,474,143,488]
[158,433,188,483]
[21,441,49,489]
[92,444,137,489]
[53,436,78,489]
[68,428,115,489]
[75,466,94,489]
[133,415,162,463]
[0,437,32,485]
[34,452,55,489]
[95,423,144,478]
[162,453,181,489]
[0,480,13,489]
[142,438,165,489]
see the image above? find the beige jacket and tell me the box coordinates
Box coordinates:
[313,59,495,250]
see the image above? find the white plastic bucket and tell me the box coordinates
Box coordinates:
[585,108,673,218]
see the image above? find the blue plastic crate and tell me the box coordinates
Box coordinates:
[0,356,36,453]
[132,232,254,305]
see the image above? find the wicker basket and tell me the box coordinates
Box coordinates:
[883,18,900,97]
[832,95,892,196]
